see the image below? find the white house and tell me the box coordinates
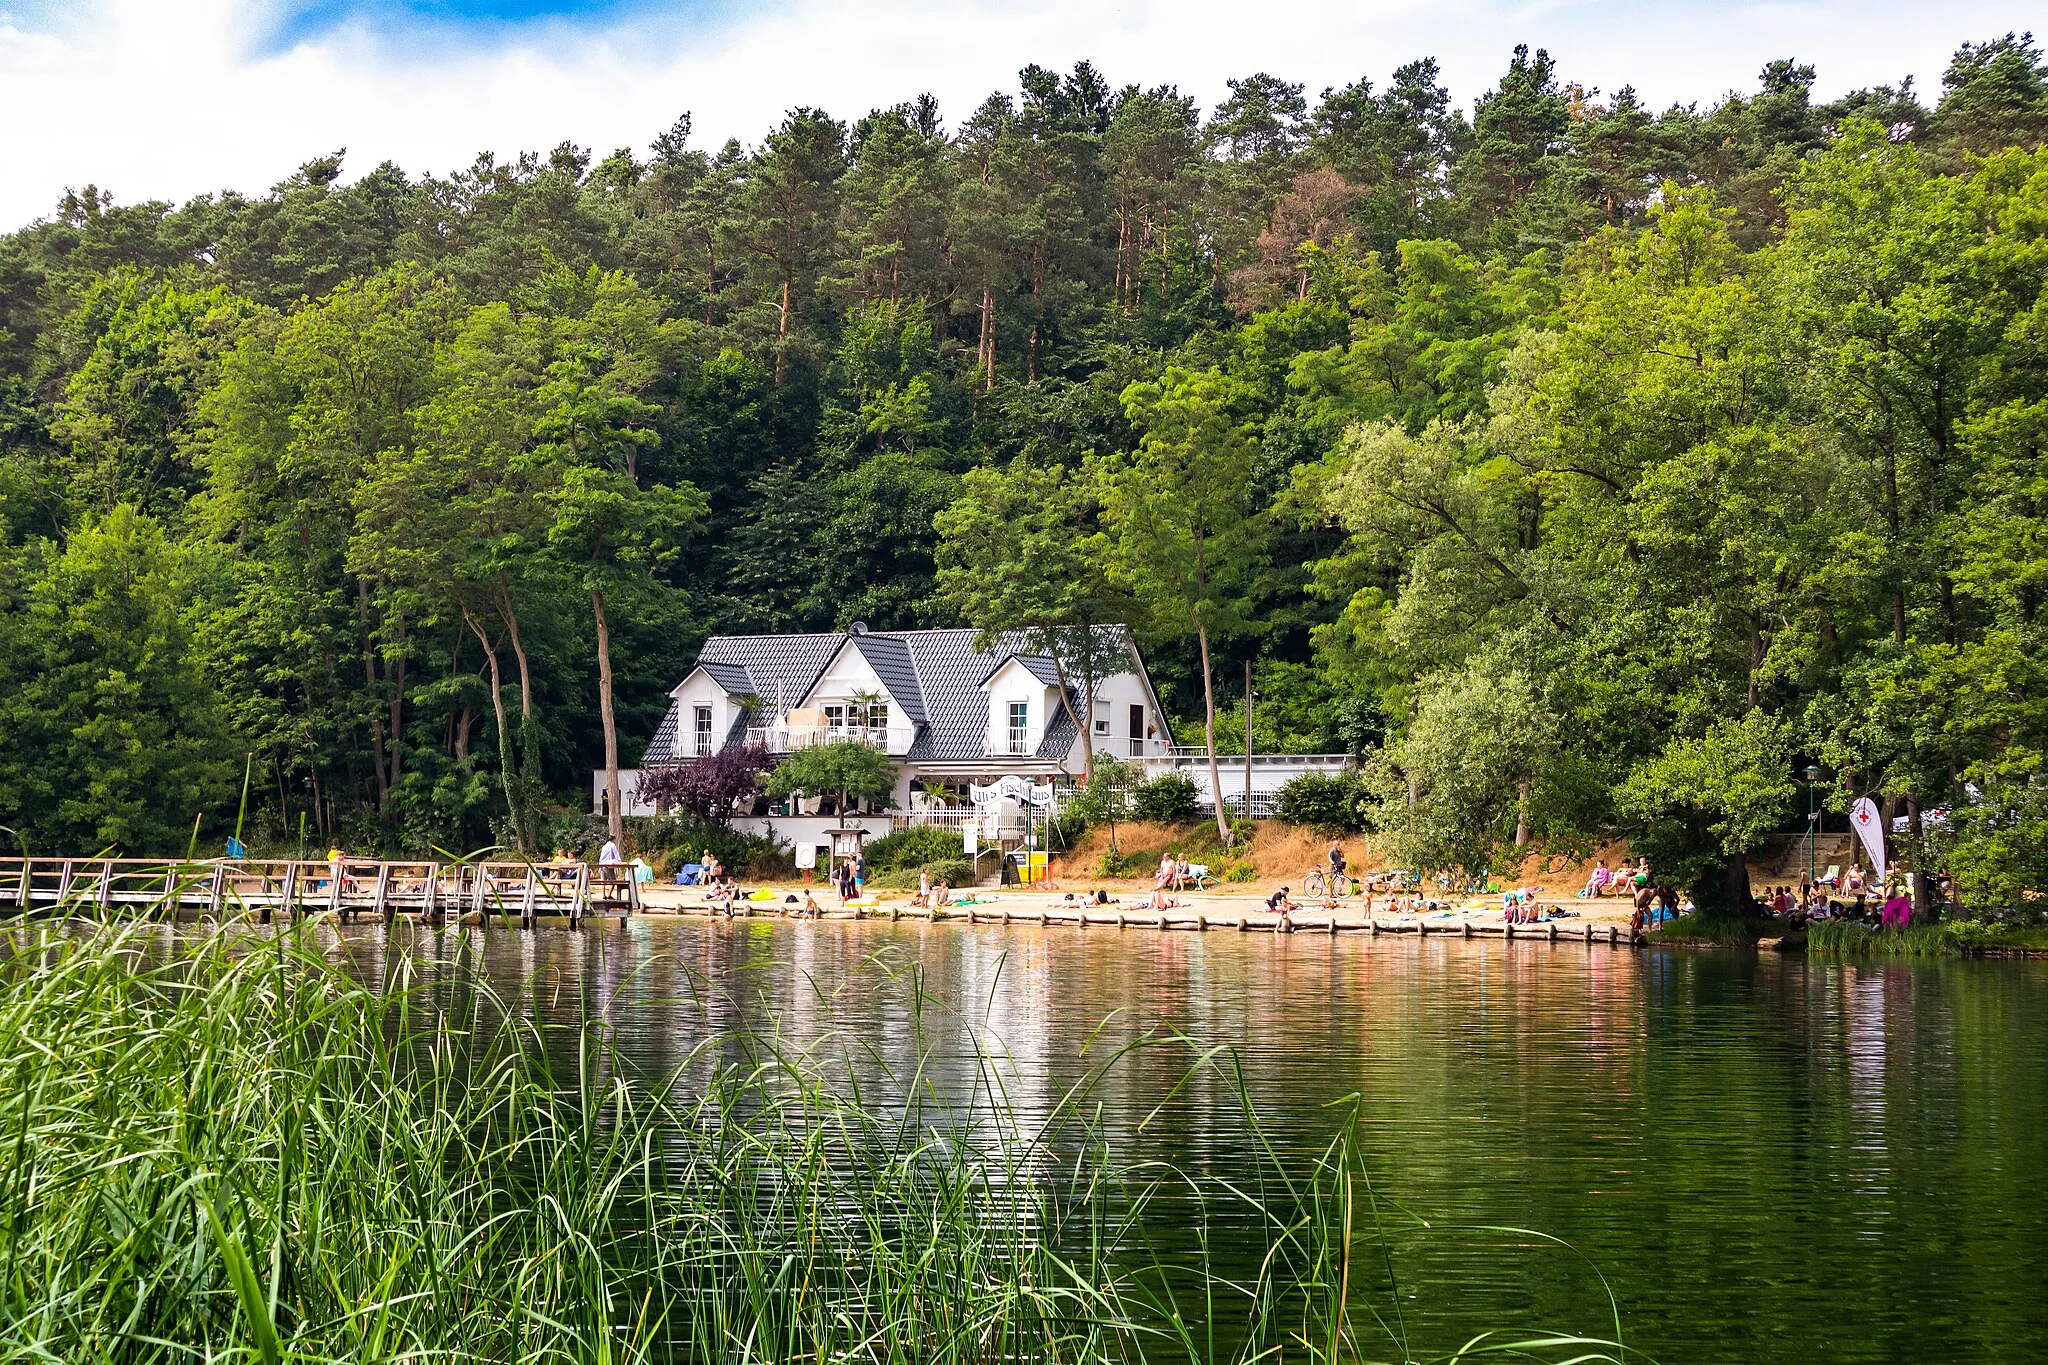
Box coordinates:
[595,622,1358,846]
[599,624,1176,840]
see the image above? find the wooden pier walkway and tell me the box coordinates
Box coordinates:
[1,857,1637,947]
[0,856,639,927]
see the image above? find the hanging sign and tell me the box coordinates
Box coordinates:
[1850,796,1887,885]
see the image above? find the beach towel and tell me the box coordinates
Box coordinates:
[746,887,777,901]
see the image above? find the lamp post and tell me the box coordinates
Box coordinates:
[1804,764,1823,892]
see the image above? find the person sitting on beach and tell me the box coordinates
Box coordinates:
[932,880,953,907]
[1583,860,1611,898]
[1174,853,1192,891]
[1156,854,1175,890]
[1264,886,1297,915]
[1844,864,1865,892]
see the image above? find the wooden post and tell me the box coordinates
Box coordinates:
[1463,921,1473,938]
[521,866,536,928]
[572,864,588,927]
[273,863,297,925]
[422,864,437,925]
[208,864,225,917]
[374,864,392,924]
[13,858,28,909]
[329,860,346,919]
[96,860,112,910]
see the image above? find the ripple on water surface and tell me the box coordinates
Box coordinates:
[343,918,2048,1365]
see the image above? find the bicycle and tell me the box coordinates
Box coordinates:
[1302,867,1356,898]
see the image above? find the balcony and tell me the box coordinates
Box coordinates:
[746,722,915,755]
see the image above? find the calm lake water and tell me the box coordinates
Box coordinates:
[344,918,2048,1364]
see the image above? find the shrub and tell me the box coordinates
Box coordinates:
[1275,770,1372,832]
[863,824,966,872]
[632,813,790,878]
[635,745,774,823]
[1132,772,1200,824]
[1224,861,1258,882]
[867,858,975,890]
[1096,848,1149,878]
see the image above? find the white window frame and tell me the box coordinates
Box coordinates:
[692,705,714,757]
[1007,700,1029,755]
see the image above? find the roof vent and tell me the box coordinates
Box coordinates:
[848,621,868,636]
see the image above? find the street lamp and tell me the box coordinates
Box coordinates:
[1804,764,1823,891]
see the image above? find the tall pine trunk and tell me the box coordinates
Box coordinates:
[1197,626,1229,842]
[594,588,624,846]
[462,607,522,852]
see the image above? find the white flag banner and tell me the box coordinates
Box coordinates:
[1850,797,1887,885]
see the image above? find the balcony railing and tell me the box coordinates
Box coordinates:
[745,722,914,755]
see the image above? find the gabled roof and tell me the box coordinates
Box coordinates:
[846,633,927,724]
[698,659,756,695]
[979,653,1064,690]
[648,626,1152,767]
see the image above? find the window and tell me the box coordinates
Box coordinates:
[1094,718,1109,734]
[1129,703,1145,756]
[824,704,846,733]
[693,706,714,757]
[1007,701,1029,754]
[861,701,889,735]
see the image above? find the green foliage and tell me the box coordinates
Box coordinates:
[1806,920,1964,958]
[630,812,790,877]
[763,740,898,812]
[0,915,1634,1365]
[867,858,974,889]
[1274,770,1372,832]
[1132,771,1201,824]
[0,509,236,851]
[2,40,2047,913]
[861,822,963,872]
[1224,860,1260,882]
[1068,754,1143,851]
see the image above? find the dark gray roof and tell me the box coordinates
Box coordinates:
[697,659,756,695]
[648,627,1138,767]
[643,705,680,765]
[849,633,927,723]
[979,652,1064,689]
[1036,693,1081,758]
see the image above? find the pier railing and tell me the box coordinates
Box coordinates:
[0,856,640,926]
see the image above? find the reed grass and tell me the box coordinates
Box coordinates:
[0,904,1638,1364]
[1804,920,1960,957]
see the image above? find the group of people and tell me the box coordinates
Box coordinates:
[1766,876,1919,929]
[1154,853,1199,892]
[1581,857,1655,900]
[909,865,955,908]
[830,853,867,903]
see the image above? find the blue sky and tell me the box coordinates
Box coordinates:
[1,0,2042,231]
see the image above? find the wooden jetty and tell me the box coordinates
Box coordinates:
[2,856,1638,948]
[0,856,639,928]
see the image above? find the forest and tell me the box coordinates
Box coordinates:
[3,32,2047,907]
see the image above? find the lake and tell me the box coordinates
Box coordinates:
[344,918,2048,1364]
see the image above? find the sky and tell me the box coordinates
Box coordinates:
[0,0,2042,231]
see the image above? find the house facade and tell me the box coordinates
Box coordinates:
[603,625,1176,832]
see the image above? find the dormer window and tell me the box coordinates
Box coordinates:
[693,705,713,757]
[1006,700,1029,754]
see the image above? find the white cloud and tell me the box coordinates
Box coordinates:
[1,0,2039,230]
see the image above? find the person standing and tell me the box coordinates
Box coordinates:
[853,850,867,900]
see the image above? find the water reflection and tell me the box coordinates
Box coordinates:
[327,918,2048,1365]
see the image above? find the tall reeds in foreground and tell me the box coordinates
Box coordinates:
[0,911,1637,1363]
